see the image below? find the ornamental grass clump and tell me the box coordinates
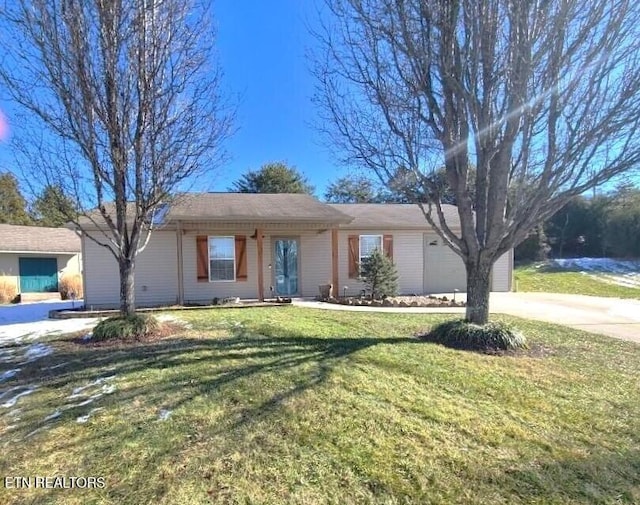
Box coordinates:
[427,319,527,351]
[59,273,83,300]
[0,276,17,304]
[93,314,159,341]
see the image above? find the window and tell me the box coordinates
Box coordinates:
[209,236,235,281]
[359,235,382,263]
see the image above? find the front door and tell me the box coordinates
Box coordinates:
[273,238,299,296]
[19,257,59,293]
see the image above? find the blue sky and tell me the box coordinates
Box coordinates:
[0,0,348,197]
[214,0,345,193]
[210,0,346,193]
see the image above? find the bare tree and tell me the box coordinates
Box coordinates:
[314,0,640,324]
[0,0,233,315]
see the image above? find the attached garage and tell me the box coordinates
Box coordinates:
[0,224,82,300]
[422,234,512,293]
[423,234,467,293]
[330,203,513,296]
[18,257,59,293]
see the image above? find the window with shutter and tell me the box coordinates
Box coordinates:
[209,236,235,281]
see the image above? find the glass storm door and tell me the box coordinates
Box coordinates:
[274,239,299,296]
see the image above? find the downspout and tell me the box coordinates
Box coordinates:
[80,232,88,307]
[176,221,185,305]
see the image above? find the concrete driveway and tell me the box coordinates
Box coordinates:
[295,293,640,344]
[490,292,640,344]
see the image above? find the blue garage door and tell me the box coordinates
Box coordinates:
[19,257,59,293]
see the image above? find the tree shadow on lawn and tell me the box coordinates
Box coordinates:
[0,325,419,448]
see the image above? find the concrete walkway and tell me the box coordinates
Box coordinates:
[294,292,640,344]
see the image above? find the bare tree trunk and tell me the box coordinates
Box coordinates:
[559,213,569,258]
[465,260,492,324]
[0,0,233,319]
[312,0,640,343]
[119,257,135,316]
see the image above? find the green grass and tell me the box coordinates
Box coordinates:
[515,263,640,298]
[1,307,639,504]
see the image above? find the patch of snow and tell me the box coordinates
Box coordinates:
[73,397,95,408]
[0,386,20,400]
[82,333,92,341]
[5,408,22,421]
[1,386,38,408]
[0,300,82,325]
[0,300,99,344]
[25,427,48,438]
[48,362,69,370]
[62,376,117,411]
[0,348,17,363]
[23,343,53,362]
[552,258,640,289]
[156,314,191,328]
[596,273,640,288]
[101,384,116,395]
[552,257,640,274]
[158,409,172,421]
[0,317,98,344]
[76,407,103,424]
[0,369,20,382]
[67,376,116,399]
[44,410,62,421]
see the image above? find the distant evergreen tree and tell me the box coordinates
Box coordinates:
[32,185,78,227]
[324,175,377,203]
[0,172,32,225]
[230,162,314,194]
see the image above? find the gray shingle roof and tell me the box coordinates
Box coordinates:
[166,193,354,223]
[75,194,461,230]
[0,224,81,253]
[328,203,460,229]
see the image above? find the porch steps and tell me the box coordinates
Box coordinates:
[19,292,62,303]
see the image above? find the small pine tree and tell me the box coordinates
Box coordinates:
[359,249,399,299]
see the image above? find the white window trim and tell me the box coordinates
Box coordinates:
[208,236,236,282]
[359,234,383,264]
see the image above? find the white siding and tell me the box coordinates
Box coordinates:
[84,231,178,308]
[183,230,334,301]
[297,231,333,296]
[491,250,512,292]
[182,230,258,302]
[82,225,512,307]
[422,238,513,294]
[59,254,81,278]
[423,234,467,293]
[339,230,424,296]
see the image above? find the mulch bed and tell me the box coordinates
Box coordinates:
[321,295,465,308]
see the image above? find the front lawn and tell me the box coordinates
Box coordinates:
[515,263,640,298]
[1,307,639,504]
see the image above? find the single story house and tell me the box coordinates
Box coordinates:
[79,193,513,309]
[0,224,82,296]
